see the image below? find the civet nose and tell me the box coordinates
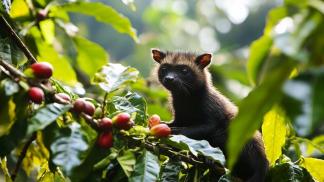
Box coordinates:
[164,75,175,84]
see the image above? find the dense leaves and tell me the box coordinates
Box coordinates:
[55,2,138,41]
[167,135,225,165]
[266,162,314,182]
[129,150,160,182]
[94,63,139,93]
[44,123,89,176]
[27,103,72,135]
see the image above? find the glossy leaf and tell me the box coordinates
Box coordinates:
[109,92,147,126]
[159,160,182,182]
[129,150,160,182]
[301,157,324,182]
[266,162,314,182]
[247,35,272,86]
[44,122,89,176]
[228,60,295,169]
[262,106,287,166]
[73,36,108,79]
[166,135,225,166]
[94,63,139,93]
[0,37,21,64]
[57,2,138,41]
[27,103,72,136]
[117,150,136,177]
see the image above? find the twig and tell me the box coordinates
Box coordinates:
[101,93,108,117]
[81,113,99,130]
[121,133,226,175]
[11,132,37,181]
[0,16,37,64]
[0,59,26,79]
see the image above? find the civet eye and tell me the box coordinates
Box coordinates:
[182,68,188,74]
[160,67,167,74]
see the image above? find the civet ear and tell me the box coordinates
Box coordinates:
[195,53,212,68]
[151,48,166,63]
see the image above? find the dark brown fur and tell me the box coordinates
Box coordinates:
[151,49,269,182]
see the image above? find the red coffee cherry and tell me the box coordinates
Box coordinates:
[97,132,113,149]
[98,117,113,131]
[150,124,171,138]
[148,114,161,128]
[31,62,53,79]
[112,113,132,130]
[83,101,95,116]
[28,87,44,104]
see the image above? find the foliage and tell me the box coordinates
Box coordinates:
[0,0,323,182]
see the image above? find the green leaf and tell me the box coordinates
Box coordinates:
[247,35,273,86]
[306,135,324,155]
[109,92,147,126]
[129,150,160,182]
[117,150,136,177]
[57,2,138,41]
[94,63,139,93]
[0,97,15,136]
[266,162,314,182]
[262,106,287,166]
[39,19,55,44]
[308,0,324,15]
[27,103,72,136]
[38,171,66,182]
[9,0,29,19]
[0,37,21,65]
[43,122,89,176]
[0,92,29,157]
[159,160,182,182]
[68,144,108,181]
[30,27,77,85]
[301,157,324,182]
[228,60,295,169]
[0,158,12,182]
[73,36,108,79]
[166,135,225,166]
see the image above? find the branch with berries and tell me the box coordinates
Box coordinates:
[0,15,226,178]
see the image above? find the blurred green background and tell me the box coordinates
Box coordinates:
[70,0,280,121]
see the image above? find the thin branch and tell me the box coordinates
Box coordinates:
[0,59,26,79]
[121,133,226,175]
[81,113,99,130]
[101,92,108,117]
[0,16,37,64]
[11,132,37,181]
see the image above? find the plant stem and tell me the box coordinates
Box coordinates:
[101,92,109,117]
[0,59,26,79]
[122,133,226,175]
[0,16,37,64]
[11,133,37,181]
